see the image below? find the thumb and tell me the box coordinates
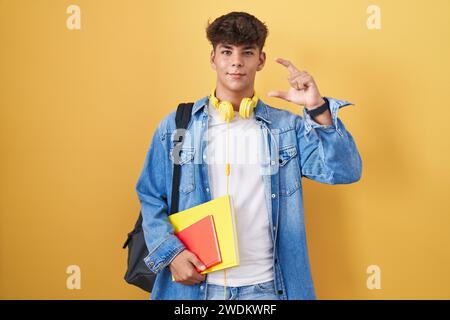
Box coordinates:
[267,90,289,101]
[188,253,206,271]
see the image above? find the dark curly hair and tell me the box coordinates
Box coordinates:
[206,12,269,53]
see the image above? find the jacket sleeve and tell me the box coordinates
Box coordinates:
[136,126,186,274]
[296,97,362,184]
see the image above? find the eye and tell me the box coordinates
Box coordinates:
[221,50,232,55]
[245,51,254,55]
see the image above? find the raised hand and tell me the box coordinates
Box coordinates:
[267,57,325,109]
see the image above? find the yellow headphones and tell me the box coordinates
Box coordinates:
[209,90,259,122]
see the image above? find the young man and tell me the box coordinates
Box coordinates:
[136,12,362,300]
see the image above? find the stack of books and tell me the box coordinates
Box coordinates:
[168,195,239,279]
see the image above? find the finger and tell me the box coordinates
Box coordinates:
[288,70,308,82]
[174,274,195,285]
[267,90,289,100]
[192,271,206,282]
[188,254,206,272]
[289,74,306,90]
[176,270,200,285]
[186,266,206,282]
[274,57,300,75]
[290,74,313,90]
[289,77,305,90]
[189,270,205,282]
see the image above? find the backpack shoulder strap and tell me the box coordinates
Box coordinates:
[175,102,194,130]
[170,103,194,214]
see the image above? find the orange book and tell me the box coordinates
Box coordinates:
[175,215,222,271]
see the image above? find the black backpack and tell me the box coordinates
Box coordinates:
[122,102,194,292]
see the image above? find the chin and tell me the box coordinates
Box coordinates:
[226,81,248,92]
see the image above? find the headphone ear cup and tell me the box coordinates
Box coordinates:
[218,101,234,122]
[210,94,219,108]
[239,97,255,119]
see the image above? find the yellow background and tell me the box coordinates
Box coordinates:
[1,0,449,299]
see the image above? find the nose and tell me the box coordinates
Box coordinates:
[231,53,244,67]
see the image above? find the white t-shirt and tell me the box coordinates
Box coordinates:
[205,100,274,287]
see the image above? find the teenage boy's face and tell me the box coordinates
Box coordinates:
[210,43,266,92]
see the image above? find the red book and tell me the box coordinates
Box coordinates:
[175,215,222,271]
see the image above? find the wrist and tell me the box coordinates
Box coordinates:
[306,97,326,110]
[305,97,330,119]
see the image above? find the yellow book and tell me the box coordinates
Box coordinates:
[168,195,239,280]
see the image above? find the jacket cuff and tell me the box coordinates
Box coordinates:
[143,234,186,274]
[303,97,354,137]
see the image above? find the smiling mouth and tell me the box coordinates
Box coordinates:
[228,73,246,78]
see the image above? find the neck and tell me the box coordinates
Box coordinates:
[214,83,254,112]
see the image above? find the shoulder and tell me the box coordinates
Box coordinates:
[157,96,207,134]
[157,105,182,138]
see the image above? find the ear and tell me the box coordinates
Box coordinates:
[256,51,266,72]
[210,49,216,71]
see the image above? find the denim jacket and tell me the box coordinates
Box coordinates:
[136,95,362,300]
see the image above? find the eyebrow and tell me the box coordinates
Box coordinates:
[219,44,257,50]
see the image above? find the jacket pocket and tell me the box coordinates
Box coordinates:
[278,144,301,196]
[169,147,195,194]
